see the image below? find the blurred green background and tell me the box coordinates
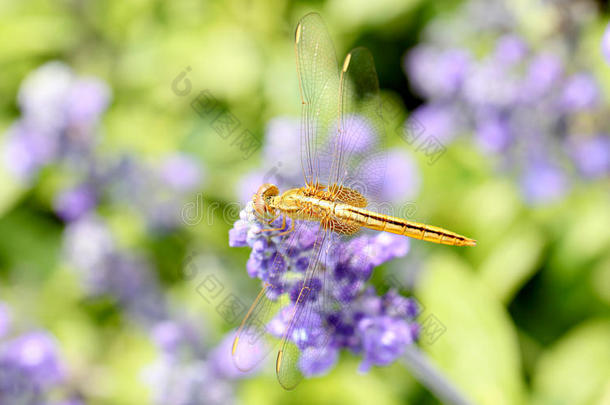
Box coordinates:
[1,0,609,404]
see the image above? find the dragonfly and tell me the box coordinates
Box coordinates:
[232,12,476,390]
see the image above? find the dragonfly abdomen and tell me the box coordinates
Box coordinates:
[336,205,476,247]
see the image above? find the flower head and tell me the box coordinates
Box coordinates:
[64,215,167,325]
[1,332,64,387]
[65,78,110,126]
[4,62,112,181]
[158,154,203,192]
[404,0,609,203]
[229,202,418,375]
[358,315,414,372]
[54,184,98,222]
[143,320,245,405]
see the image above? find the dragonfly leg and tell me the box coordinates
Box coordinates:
[253,211,279,224]
[276,218,295,236]
[265,212,280,224]
[258,215,286,233]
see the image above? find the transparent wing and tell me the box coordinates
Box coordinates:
[262,14,387,389]
[295,12,341,187]
[232,220,316,371]
[296,14,386,205]
[330,47,387,209]
[276,228,338,389]
[268,14,387,390]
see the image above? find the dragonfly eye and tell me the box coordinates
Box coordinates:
[253,183,279,216]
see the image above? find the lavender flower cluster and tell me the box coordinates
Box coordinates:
[64,215,168,325]
[64,214,246,405]
[229,202,420,376]
[4,61,203,229]
[0,302,81,405]
[406,0,610,204]
[4,62,110,181]
[143,320,248,405]
[4,62,245,404]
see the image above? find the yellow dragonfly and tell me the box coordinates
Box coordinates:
[232,12,476,389]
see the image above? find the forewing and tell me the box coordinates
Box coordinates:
[266,15,388,390]
[328,47,387,209]
[295,12,341,187]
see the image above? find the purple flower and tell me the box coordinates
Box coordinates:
[358,316,414,372]
[209,332,261,379]
[5,62,114,182]
[158,154,203,192]
[152,321,185,353]
[3,122,58,179]
[494,35,528,65]
[1,332,64,388]
[263,117,302,186]
[462,60,519,108]
[103,155,203,231]
[380,149,421,203]
[64,216,167,325]
[17,62,73,131]
[356,149,421,205]
[17,62,110,132]
[0,359,42,403]
[53,184,97,222]
[151,320,201,356]
[64,215,115,271]
[602,23,610,64]
[410,103,461,143]
[142,360,237,405]
[299,345,339,377]
[236,170,273,205]
[369,233,409,267]
[98,254,167,324]
[568,135,610,178]
[65,78,111,126]
[235,119,302,207]
[5,63,243,403]
[521,53,563,101]
[229,202,416,377]
[475,114,511,153]
[144,322,241,405]
[330,114,376,154]
[51,400,85,405]
[521,160,568,205]
[382,289,420,319]
[406,46,471,98]
[7,61,202,232]
[229,220,249,247]
[403,0,609,203]
[559,73,599,112]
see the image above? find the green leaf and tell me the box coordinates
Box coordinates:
[551,193,610,277]
[0,203,62,279]
[415,252,526,405]
[531,319,610,405]
[479,223,544,303]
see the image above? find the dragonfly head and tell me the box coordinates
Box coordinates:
[253,183,279,217]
